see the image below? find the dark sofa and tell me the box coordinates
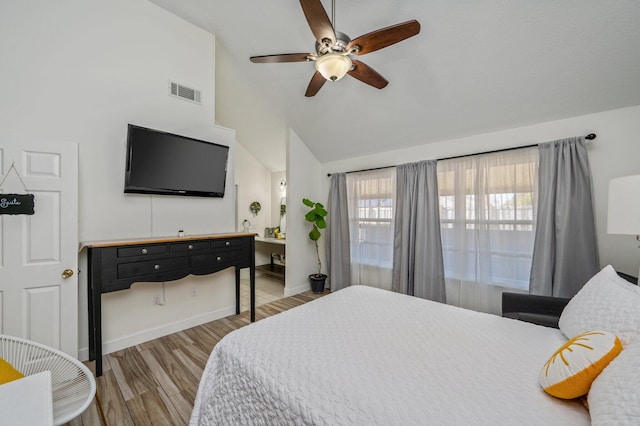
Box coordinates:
[502,271,638,328]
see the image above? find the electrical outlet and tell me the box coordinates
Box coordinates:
[191,288,197,297]
[153,295,162,305]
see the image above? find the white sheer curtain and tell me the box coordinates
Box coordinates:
[347,168,396,291]
[437,147,538,314]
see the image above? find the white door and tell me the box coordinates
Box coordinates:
[0,140,78,357]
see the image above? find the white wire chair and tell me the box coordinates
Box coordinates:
[0,335,96,425]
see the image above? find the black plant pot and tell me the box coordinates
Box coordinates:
[309,274,327,293]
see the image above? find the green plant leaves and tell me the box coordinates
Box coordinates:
[303,200,327,236]
[308,225,321,241]
[316,217,326,229]
[304,203,327,228]
[249,201,261,215]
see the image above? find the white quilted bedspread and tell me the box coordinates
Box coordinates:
[190,286,589,425]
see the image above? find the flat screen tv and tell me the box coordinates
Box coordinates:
[124,124,229,197]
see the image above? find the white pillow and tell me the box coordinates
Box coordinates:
[559,265,640,345]
[588,342,640,425]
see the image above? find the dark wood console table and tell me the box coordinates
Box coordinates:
[80,232,256,377]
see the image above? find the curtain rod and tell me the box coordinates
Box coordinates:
[327,133,596,177]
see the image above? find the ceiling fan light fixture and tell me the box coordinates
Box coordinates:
[250,0,421,96]
[315,53,352,81]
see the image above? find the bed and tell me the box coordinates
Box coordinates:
[191,285,594,425]
[191,265,640,425]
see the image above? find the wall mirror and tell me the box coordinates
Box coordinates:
[279,197,286,235]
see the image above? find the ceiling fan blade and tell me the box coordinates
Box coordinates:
[300,0,336,47]
[347,60,389,89]
[305,71,327,97]
[347,20,421,55]
[250,53,315,63]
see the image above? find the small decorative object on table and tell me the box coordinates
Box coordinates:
[264,227,275,238]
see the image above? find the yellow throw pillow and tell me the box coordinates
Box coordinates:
[0,357,24,385]
[540,331,622,399]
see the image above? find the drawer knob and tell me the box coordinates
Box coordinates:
[188,244,194,250]
[141,248,148,255]
[216,256,222,261]
[154,264,160,270]
[225,241,230,247]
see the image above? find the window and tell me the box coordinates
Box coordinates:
[437,147,538,312]
[346,168,396,289]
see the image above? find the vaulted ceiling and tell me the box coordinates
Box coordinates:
[151,0,640,172]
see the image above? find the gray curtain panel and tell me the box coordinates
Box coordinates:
[326,173,351,292]
[392,160,446,302]
[529,137,600,298]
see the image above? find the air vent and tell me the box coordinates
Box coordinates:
[169,81,202,104]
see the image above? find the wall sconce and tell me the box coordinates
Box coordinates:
[279,179,287,194]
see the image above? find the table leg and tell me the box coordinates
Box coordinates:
[250,269,255,322]
[87,250,95,362]
[88,249,103,377]
[94,290,103,377]
[250,238,256,322]
[235,268,241,315]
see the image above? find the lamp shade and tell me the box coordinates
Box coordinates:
[607,175,640,235]
[315,53,352,81]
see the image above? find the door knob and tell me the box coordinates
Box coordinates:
[62,269,74,279]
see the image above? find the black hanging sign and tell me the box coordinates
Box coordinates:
[0,162,35,215]
[0,194,35,215]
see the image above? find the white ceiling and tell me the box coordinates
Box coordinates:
[151,0,640,171]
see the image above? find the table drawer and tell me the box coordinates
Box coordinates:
[191,250,244,268]
[117,256,189,279]
[210,238,249,250]
[118,245,168,258]
[170,241,210,252]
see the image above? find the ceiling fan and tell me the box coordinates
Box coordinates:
[250,0,421,97]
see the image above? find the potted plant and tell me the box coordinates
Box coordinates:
[302,198,328,293]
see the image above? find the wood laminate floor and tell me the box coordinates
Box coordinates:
[239,273,285,311]
[67,289,328,426]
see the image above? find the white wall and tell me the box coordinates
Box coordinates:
[234,142,272,268]
[285,129,322,296]
[0,0,239,359]
[216,37,289,267]
[214,40,287,173]
[235,143,271,236]
[323,105,640,278]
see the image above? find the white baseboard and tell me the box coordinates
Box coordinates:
[78,305,236,361]
[284,282,311,297]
